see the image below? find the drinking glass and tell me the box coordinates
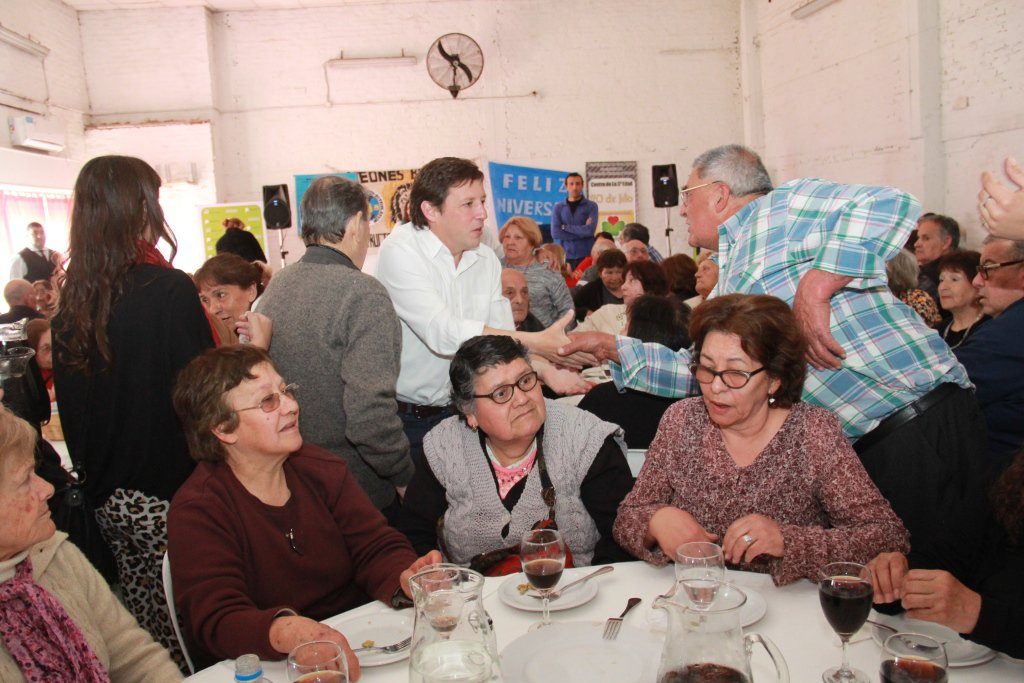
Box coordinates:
[675,541,725,610]
[879,633,948,683]
[520,528,566,630]
[287,641,348,683]
[818,562,873,683]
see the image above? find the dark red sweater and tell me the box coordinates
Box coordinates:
[168,443,417,667]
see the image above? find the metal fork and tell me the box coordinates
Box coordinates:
[602,597,641,640]
[353,636,412,655]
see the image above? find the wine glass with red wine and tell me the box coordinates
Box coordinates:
[521,528,566,630]
[818,562,873,683]
[880,633,948,683]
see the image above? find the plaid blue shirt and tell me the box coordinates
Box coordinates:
[612,178,971,440]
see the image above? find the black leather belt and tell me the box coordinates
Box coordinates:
[854,383,961,455]
[396,400,448,419]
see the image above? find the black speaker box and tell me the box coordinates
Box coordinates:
[652,164,679,207]
[262,184,292,229]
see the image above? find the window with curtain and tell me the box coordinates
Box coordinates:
[0,186,72,280]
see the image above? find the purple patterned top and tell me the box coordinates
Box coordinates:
[613,399,909,585]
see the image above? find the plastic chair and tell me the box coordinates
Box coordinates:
[161,552,196,674]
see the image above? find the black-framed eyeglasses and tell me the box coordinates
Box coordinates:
[473,371,539,404]
[235,383,299,413]
[978,259,1024,280]
[688,363,765,389]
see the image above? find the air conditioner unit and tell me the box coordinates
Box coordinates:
[8,115,66,153]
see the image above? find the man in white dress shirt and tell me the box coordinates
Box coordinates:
[377,157,589,468]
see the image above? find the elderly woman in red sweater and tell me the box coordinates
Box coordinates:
[168,346,438,677]
[613,294,909,585]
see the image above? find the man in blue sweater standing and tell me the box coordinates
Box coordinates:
[551,172,599,269]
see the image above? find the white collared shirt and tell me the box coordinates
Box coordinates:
[377,222,514,406]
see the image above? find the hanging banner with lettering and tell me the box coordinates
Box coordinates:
[199,203,267,260]
[294,169,418,251]
[488,162,571,234]
[585,161,637,238]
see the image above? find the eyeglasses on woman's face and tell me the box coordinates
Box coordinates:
[473,371,539,404]
[235,383,299,413]
[688,362,765,389]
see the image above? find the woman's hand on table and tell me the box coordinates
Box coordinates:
[867,551,909,604]
[900,569,982,635]
[269,615,361,681]
[722,514,783,564]
[400,550,444,598]
[647,506,718,558]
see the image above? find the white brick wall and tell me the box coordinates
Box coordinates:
[4,0,1020,260]
[749,0,1024,248]
[204,0,742,263]
[79,7,215,115]
[0,0,88,162]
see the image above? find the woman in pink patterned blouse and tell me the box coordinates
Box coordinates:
[613,294,909,585]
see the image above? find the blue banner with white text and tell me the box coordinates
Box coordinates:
[488,162,571,234]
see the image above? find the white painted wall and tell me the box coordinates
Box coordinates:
[2,0,1020,264]
[746,0,1024,249]
[0,0,88,182]
[76,0,744,266]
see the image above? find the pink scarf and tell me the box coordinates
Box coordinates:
[0,557,110,682]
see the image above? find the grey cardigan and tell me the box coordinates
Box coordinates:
[258,245,413,508]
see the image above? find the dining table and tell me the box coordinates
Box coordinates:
[185,560,1024,682]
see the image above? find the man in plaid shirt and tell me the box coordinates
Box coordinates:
[564,144,988,558]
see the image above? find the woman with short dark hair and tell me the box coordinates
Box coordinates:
[194,253,271,347]
[168,345,437,673]
[578,295,690,448]
[935,250,989,349]
[575,260,667,334]
[398,335,634,570]
[614,294,909,585]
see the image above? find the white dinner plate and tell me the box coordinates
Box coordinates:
[330,610,414,667]
[498,568,601,612]
[645,584,767,631]
[869,611,996,668]
[501,621,662,683]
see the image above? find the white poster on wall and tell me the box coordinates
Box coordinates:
[585,161,637,239]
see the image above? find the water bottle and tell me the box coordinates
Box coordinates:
[234,654,266,682]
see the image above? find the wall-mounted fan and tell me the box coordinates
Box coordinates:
[426,33,484,98]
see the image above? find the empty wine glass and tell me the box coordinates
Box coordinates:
[880,633,948,682]
[287,640,348,682]
[520,528,566,630]
[675,541,725,610]
[818,562,873,683]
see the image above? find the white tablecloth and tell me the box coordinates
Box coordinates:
[186,561,1024,682]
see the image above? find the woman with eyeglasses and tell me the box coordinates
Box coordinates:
[613,294,909,585]
[398,335,634,572]
[168,346,439,674]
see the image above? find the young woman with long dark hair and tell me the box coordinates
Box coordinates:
[52,155,213,670]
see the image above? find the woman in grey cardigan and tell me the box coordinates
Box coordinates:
[398,335,634,570]
[500,217,574,327]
